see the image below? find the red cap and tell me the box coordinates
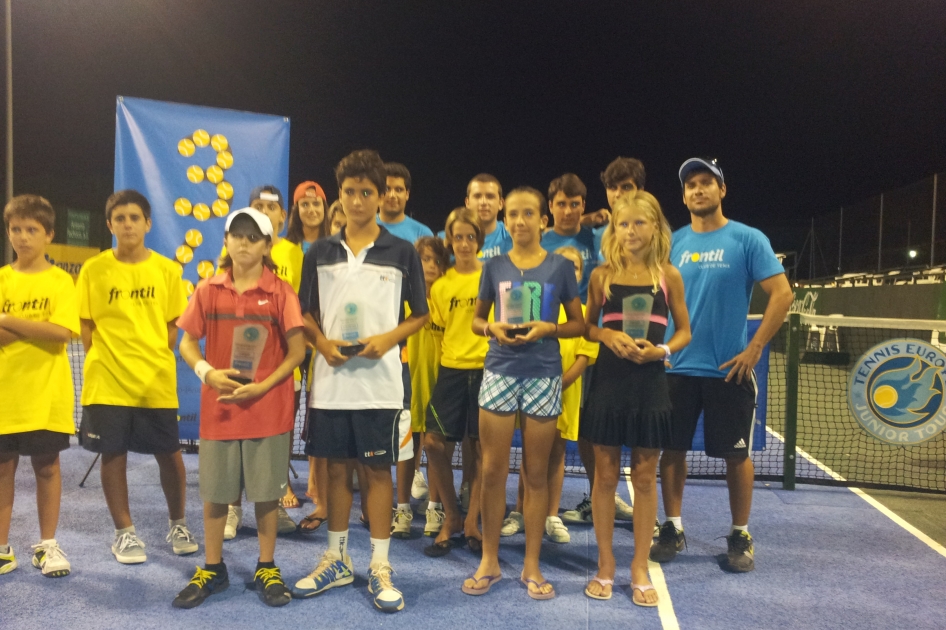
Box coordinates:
[293,181,327,205]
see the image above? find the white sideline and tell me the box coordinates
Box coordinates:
[766,427,946,559]
[623,466,680,630]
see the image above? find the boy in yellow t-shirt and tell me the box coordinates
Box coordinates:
[218,185,304,536]
[78,190,197,565]
[0,195,80,578]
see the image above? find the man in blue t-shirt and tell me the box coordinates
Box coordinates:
[540,173,597,302]
[466,173,511,260]
[651,157,792,574]
[378,162,434,244]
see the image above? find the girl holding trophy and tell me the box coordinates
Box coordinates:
[467,188,584,600]
[580,191,690,606]
[173,208,306,609]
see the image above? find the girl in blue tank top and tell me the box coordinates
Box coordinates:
[581,191,691,606]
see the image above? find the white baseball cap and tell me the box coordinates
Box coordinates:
[225,207,274,236]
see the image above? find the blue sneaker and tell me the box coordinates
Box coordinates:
[368,561,404,613]
[291,551,354,598]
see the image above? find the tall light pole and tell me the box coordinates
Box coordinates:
[4,0,12,264]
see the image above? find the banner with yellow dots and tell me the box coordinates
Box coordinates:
[114,96,290,439]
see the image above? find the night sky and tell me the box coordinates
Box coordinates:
[5,0,946,261]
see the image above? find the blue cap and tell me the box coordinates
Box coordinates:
[679,158,724,186]
[249,185,284,207]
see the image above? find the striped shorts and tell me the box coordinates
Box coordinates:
[478,369,563,418]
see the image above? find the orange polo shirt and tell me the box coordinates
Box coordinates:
[177,266,304,440]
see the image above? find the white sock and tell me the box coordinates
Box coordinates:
[327,529,348,557]
[428,502,442,512]
[669,517,683,531]
[0,544,10,554]
[731,524,749,534]
[397,503,410,513]
[40,538,56,546]
[116,525,136,536]
[370,537,390,566]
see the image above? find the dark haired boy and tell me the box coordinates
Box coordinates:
[294,150,429,613]
[541,173,598,302]
[466,173,511,260]
[651,158,792,572]
[77,189,197,564]
[0,195,79,577]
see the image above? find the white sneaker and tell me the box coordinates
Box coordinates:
[614,494,634,520]
[545,516,571,544]
[424,507,445,536]
[459,482,470,512]
[0,545,17,574]
[500,511,524,537]
[224,505,242,540]
[368,561,404,612]
[111,531,147,564]
[411,470,429,501]
[277,506,297,534]
[391,508,413,539]
[31,540,70,577]
[167,522,199,555]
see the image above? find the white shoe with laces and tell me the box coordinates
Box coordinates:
[500,511,524,536]
[224,505,242,541]
[31,539,70,577]
[411,470,429,501]
[614,494,635,520]
[424,507,445,536]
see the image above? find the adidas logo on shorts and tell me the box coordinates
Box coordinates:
[734,438,747,449]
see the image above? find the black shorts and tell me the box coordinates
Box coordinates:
[666,373,757,458]
[426,367,483,442]
[0,430,71,456]
[80,405,181,455]
[304,408,412,466]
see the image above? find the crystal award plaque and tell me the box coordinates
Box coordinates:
[622,293,654,340]
[230,324,269,384]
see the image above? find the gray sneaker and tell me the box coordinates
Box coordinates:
[277,507,297,535]
[649,521,686,563]
[723,530,755,573]
[614,494,634,520]
[424,507,445,537]
[167,523,199,555]
[561,496,592,524]
[112,531,147,564]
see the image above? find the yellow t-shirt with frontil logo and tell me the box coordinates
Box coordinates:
[78,250,187,408]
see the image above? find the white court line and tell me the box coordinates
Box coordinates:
[623,466,680,630]
[766,427,946,559]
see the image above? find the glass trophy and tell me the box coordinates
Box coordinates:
[230,324,269,384]
[622,293,654,340]
[500,285,532,338]
[339,302,365,356]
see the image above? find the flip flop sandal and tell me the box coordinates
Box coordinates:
[466,537,483,554]
[632,583,659,607]
[299,514,326,533]
[520,577,556,600]
[584,576,614,600]
[461,573,502,596]
[423,536,465,558]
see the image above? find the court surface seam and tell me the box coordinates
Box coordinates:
[766,426,946,559]
[623,466,680,630]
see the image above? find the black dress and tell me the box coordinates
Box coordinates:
[580,279,673,449]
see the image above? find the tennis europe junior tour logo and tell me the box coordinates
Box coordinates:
[848,340,946,445]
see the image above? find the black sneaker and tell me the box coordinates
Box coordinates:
[649,521,686,563]
[255,565,292,607]
[173,565,229,609]
[723,530,755,573]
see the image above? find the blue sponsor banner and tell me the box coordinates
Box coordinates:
[516,318,770,456]
[114,96,290,439]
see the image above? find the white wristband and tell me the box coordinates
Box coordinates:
[657,344,671,359]
[194,360,213,384]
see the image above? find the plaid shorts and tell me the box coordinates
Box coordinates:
[478,369,563,418]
